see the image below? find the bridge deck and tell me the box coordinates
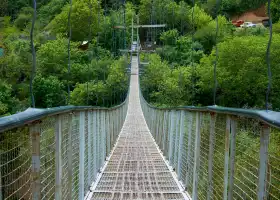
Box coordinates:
[87,57,188,199]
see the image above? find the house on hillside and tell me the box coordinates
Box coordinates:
[231,5,269,25]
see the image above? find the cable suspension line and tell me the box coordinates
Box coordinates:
[266,0,273,111]
[87,0,93,105]
[191,0,195,106]
[30,0,37,108]
[67,0,73,104]
[213,0,220,105]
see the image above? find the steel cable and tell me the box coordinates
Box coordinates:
[213,0,221,105]
[67,0,73,104]
[30,0,37,108]
[266,0,273,111]
[191,0,195,106]
[87,1,93,105]
[123,0,126,50]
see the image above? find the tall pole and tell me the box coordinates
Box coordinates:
[137,15,139,45]
[131,13,133,61]
[123,0,126,50]
[132,14,134,44]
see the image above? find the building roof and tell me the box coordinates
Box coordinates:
[231,5,269,23]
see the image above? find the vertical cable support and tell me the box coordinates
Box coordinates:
[123,0,126,50]
[87,1,93,105]
[30,0,37,108]
[191,0,195,106]
[266,0,273,111]
[213,0,220,105]
[67,0,73,104]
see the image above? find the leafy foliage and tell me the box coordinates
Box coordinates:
[197,35,280,110]
[47,0,99,41]
[33,75,67,108]
[270,0,280,23]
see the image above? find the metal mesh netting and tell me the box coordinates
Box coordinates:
[84,111,89,194]
[268,127,280,200]
[233,117,260,199]
[141,98,280,200]
[0,127,32,200]
[71,112,80,199]
[40,117,56,200]
[197,113,211,199]
[61,114,71,200]
[0,101,128,200]
[211,114,226,199]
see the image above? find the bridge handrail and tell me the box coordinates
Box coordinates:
[0,96,129,200]
[140,92,280,129]
[0,100,128,133]
[140,88,280,200]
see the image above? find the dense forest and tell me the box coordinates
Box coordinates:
[1,0,280,115]
[0,0,134,116]
[139,0,280,111]
[0,1,280,199]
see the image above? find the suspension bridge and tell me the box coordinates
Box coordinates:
[0,0,280,199]
[0,53,280,199]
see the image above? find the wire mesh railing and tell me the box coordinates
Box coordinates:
[140,95,280,200]
[0,102,128,200]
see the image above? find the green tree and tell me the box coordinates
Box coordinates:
[160,29,179,45]
[38,0,67,27]
[190,4,213,30]
[157,34,204,66]
[0,81,14,116]
[33,75,67,108]
[270,0,280,23]
[37,36,87,81]
[47,0,99,41]
[197,35,280,110]
[194,15,231,54]
[14,7,33,30]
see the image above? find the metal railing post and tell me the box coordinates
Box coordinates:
[55,115,62,199]
[162,111,168,156]
[168,111,175,165]
[154,110,159,144]
[102,111,106,161]
[110,112,113,148]
[160,111,165,149]
[185,112,193,187]
[88,111,93,186]
[67,114,73,199]
[30,123,41,200]
[192,112,201,200]
[174,111,180,170]
[177,110,185,179]
[79,112,85,199]
[228,118,237,200]
[106,111,110,155]
[93,111,98,180]
[223,116,231,200]
[257,124,270,200]
[207,113,216,200]
[96,111,100,171]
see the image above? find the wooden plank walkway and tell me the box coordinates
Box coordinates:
[87,57,188,200]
